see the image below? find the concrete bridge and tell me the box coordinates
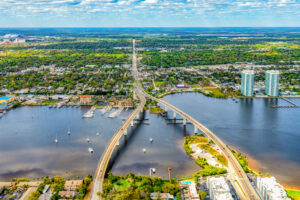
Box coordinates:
[90,40,260,200]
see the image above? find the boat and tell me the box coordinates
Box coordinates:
[101,106,112,115]
[108,107,124,118]
[67,128,71,135]
[86,137,90,143]
[54,134,58,144]
[96,132,100,136]
[149,138,153,143]
[88,147,94,153]
[143,148,147,153]
[83,107,96,118]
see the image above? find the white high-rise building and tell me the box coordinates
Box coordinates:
[265,70,280,96]
[207,177,233,200]
[257,177,291,200]
[241,70,255,96]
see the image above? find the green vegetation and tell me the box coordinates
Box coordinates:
[101,172,181,199]
[194,157,227,177]
[227,146,252,173]
[11,177,30,183]
[198,144,228,166]
[286,189,300,200]
[28,191,40,200]
[149,107,166,114]
[184,135,208,154]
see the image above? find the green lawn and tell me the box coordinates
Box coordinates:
[286,189,300,200]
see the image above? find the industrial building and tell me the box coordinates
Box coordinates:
[257,176,291,200]
[265,70,280,96]
[207,176,233,200]
[241,70,255,96]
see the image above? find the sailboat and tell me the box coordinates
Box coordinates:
[67,128,71,135]
[88,147,94,153]
[54,134,58,144]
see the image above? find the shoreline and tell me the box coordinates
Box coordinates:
[229,145,300,191]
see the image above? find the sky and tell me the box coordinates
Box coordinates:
[0,0,300,27]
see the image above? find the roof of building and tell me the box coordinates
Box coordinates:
[80,95,91,98]
[58,191,74,197]
[0,96,13,100]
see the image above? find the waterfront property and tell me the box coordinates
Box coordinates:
[241,70,255,96]
[257,177,291,200]
[80,95,92,105]
[265,70,280,97]
[207,176,233,200]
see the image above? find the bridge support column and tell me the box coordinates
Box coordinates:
[131,120,134,127]
[194,125,198,135]
[173,111,176,119]
[165,105,168,112]
[124,130,127,136]
[183,118,186,126]
[117,140,120,146]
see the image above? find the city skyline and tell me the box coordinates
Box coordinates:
[0,0,300,27]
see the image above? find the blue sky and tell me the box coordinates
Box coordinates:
[1,0,300,27]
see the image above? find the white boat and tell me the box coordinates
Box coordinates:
[54,134,58,144]
[96,132,100,136]
[108,107,124,118]
[101,106,112,115]
[143,148,147,153]
[86,137,90,143]
[88,147,94,153]
[149,138,153,143]
[67,129,71,135]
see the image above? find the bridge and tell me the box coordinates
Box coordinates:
[90,40,261,200]
[89,40,146,200]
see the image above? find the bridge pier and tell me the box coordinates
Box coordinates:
[183,118,187,126]
[131,120,134,127]
[124,129,127,136]
[173,111,176,119]
[165,105,168,111]
[194,125,198,135]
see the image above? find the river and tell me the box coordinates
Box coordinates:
[0,93,299,188]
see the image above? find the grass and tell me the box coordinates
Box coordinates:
[184,135,208,154]
[198,144,228,166]
[286,189,300,200]
[149,107,166,114]
[154,81,167,87]
[203,87,227,98]
[43,99,59,104]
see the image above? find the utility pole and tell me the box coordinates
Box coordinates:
[168,168,172,183]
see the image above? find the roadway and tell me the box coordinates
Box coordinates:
[132,40,260,200]
[89,40,146,200]
[90,39,260,200]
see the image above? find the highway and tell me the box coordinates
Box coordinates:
[89,40,146,200]
[90,39,260,200]
[132,40,260,200]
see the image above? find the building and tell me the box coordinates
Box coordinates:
[265,70,280,96]
[0,96,14,105]
[39,185,52,200]
[64,180,83,191]
[241,70,255,96]
[13,38,26,44]
[58,191,75,199]
[257,177,291,200]
[80,95,92,105]
[150,192,174,200]
[207,177,233,200]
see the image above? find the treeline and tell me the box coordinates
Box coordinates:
[0,50,129,72]
[141,49,300,66]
